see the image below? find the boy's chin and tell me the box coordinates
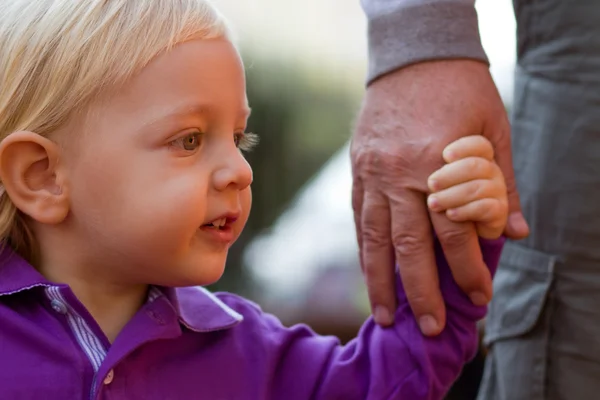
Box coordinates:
[149,254,227,288]
[176,262,226,287]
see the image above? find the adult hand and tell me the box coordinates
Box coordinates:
[351,60,529,336]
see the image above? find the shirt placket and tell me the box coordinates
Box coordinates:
[45,286,109,399]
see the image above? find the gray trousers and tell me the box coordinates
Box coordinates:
[477,1,600,399]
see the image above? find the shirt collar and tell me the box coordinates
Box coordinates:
[0,245,51,296]
[152,286,244,333]
[0,245,243,332]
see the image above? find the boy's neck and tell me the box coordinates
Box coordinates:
[41,264,148,343]
[34,243,148,343]
[65,277,148,343]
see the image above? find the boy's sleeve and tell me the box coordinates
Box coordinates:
[362,0,489,83]
[227,237,504,399]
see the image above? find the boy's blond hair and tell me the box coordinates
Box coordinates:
[0,0,229,261]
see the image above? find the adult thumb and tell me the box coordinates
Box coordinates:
[487,118,530,240]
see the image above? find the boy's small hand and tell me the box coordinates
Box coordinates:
[427,136,508,239]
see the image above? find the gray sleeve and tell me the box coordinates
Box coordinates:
[362,0,489,84]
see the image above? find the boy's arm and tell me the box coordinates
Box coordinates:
[223,237,503,399]
[362,0,488,83]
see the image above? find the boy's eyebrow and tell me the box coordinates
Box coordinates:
[145,102,252,128]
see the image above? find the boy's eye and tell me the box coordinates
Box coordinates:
[172,132,202,151]
[234,132,259,152]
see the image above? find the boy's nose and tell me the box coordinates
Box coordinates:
[211,150,253,192]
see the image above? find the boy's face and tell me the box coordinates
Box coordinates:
[62,39,252,286]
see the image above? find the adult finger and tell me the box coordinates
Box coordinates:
[485,118,529,239]
[351,175,365,271]
[430,212,492,306]
[390,189,445,336]
[361,190,396,326]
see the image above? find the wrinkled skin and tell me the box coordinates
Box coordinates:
[351,60,529,335]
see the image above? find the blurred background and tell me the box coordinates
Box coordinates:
[208,1,516,398]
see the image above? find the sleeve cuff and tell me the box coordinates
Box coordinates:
[366,1,489,84]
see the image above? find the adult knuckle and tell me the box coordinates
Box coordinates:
[362,223,388,248]
[392,232,425,257]
[356,134,440,168]
[437,227,471,248]
[352,145,390,176]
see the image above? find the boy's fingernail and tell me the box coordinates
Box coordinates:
[419,315,440,335]
[469,291,489,306]
[374,306,393,326]
[427,196,439,210]
[428,179,439,191]
[443,149,456,162]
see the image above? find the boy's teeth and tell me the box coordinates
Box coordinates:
[211,218,226,227]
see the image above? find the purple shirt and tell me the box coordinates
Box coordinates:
[0,238,503,399]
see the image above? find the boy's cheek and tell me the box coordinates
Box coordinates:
[236,187,252,234]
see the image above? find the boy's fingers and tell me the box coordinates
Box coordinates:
[476,223,505,240]
[442,135,494,163]
[427,179,499,212]
[446,198,508,227]
[428,157,495,192]
[486,119,530,239]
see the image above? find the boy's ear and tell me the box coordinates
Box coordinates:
[0,131,69,224]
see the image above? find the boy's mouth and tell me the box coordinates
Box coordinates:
[201,213,239,230]
[199,213,240,244]
[202,218,229,230]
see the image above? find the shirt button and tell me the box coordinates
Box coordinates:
[103,369,114,385]
[50,299,67,314]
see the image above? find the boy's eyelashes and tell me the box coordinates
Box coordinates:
[235,132,259,153]
[168,130,260,153]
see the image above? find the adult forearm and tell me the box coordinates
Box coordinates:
[362,0,489,84]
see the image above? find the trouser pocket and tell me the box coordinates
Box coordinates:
[477,242,556,400]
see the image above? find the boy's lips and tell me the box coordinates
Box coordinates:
[199,211,240,243]
[198,225,235,243]
[201,211,240,227]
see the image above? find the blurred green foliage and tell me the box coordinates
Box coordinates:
[209,53,361,295]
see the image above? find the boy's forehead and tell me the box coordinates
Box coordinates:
[91,39,248,122]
